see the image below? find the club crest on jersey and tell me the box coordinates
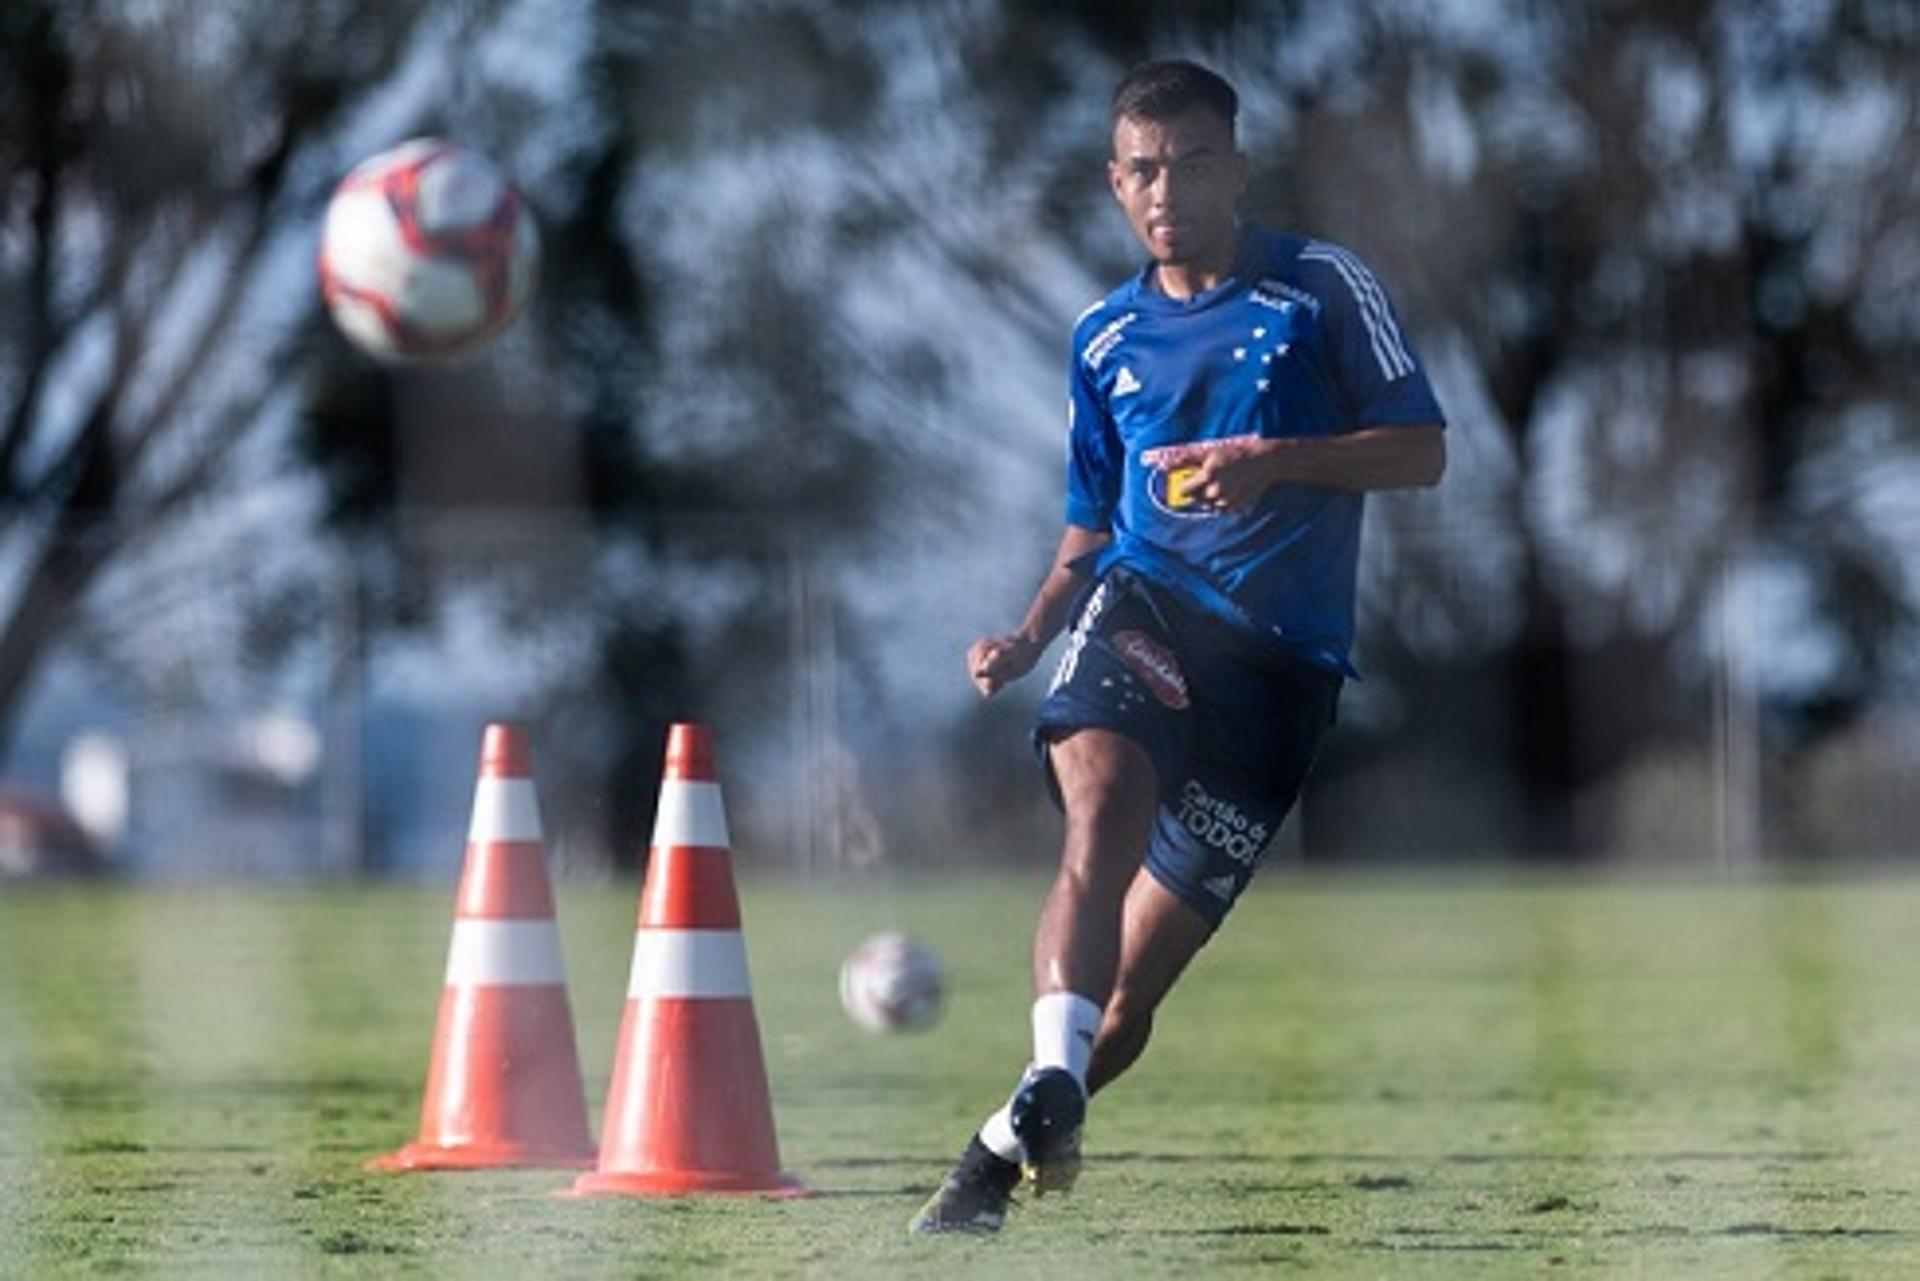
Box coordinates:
[1111,630,1189,709]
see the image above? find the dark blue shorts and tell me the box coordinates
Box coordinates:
[1034,569,1340,929]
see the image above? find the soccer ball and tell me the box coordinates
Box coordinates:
[838,933,946,1034]
[317,138,539,362]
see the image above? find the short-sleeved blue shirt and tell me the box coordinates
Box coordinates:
[1066,226,1445,675]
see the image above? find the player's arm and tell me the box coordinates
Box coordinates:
[967,524,1111,698]
[974,305,1122,696]
[1178,424,1445,511]
[1174,242,1450,510]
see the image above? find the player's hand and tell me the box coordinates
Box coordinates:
[967,633,1042,697]
[1187,438,1278,511]
[1145,434,1278,512]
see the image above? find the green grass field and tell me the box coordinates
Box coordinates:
[4,869,1920,1277]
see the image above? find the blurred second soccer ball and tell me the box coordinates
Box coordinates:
[838,932,946,1034]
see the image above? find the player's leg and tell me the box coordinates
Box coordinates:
[1084,612,1341,1097]
[1032,726,1159,1007]
[913,732,1161,1233]
[1006,726,1157,1193]
[1087,868,1212,1096]
[915,572,1176,1235]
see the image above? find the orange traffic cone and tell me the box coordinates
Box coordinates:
[567,723,803,1196]
[371,724,595,1171]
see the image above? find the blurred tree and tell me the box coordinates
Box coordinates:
[972,1,1920,856]
[4,0,1915,869]
[0,0,918,868]
[1317,0,1920,854]
[0,0,467,750]
[295,0,916,866]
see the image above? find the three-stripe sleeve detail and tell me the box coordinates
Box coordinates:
[1300,243,1414,381]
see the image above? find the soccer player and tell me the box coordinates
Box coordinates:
[911,59,1446,1235]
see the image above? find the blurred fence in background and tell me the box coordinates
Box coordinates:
[5,505,1919,883]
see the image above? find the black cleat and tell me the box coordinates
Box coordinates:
[1010,1067,1086,1196]
[909,1135,1022,1236]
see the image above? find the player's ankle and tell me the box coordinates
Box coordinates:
[1031,991,1102,1088]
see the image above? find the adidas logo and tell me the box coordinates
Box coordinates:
[1203,874,1236,901]
[1113,367,1141,398]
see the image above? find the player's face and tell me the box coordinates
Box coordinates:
[1109,108,1247,270]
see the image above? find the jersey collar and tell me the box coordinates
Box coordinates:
[1127,225,1268,313]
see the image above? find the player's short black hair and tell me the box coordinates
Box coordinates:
[1110,60,1239,135]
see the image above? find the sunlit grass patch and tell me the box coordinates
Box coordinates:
[2,872,1919,1276]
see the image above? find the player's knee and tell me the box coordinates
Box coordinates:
[1056,825,1142,896]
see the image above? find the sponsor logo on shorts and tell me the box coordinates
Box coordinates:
[1176,779,1271,867]
[1111,630,1188,709]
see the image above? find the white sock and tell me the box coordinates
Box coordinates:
[979,1098,1023,1162]
[976,992,1102,1163]
[1032,991,1102,1090]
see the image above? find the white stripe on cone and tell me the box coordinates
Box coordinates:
[468,777,544,843]
[444,919,568,986]
[628,929,751,999]
[650,780,729,849]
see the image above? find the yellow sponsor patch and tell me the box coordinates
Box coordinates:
[1166,466,1203,509]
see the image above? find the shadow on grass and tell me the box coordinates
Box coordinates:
[1351,1222,1919,1254]
[808,1156,937,1170]
[32,1075,406,1102]
[791,1187,930,1200]
[1073,1148,1849,1166]
[1174,1224,1331,1237]
[1095,1151,1268,1165]
[1091,1147,1852,1165]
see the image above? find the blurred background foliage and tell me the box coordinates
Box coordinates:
[1,0,1916,875]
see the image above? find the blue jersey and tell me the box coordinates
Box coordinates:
[1065,226,1445,675]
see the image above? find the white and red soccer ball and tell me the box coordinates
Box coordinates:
[839,933,946,1034]
[318,138,538,362]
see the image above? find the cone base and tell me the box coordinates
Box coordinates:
[368,1140,596,1173]
[561,1167,807,1198]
